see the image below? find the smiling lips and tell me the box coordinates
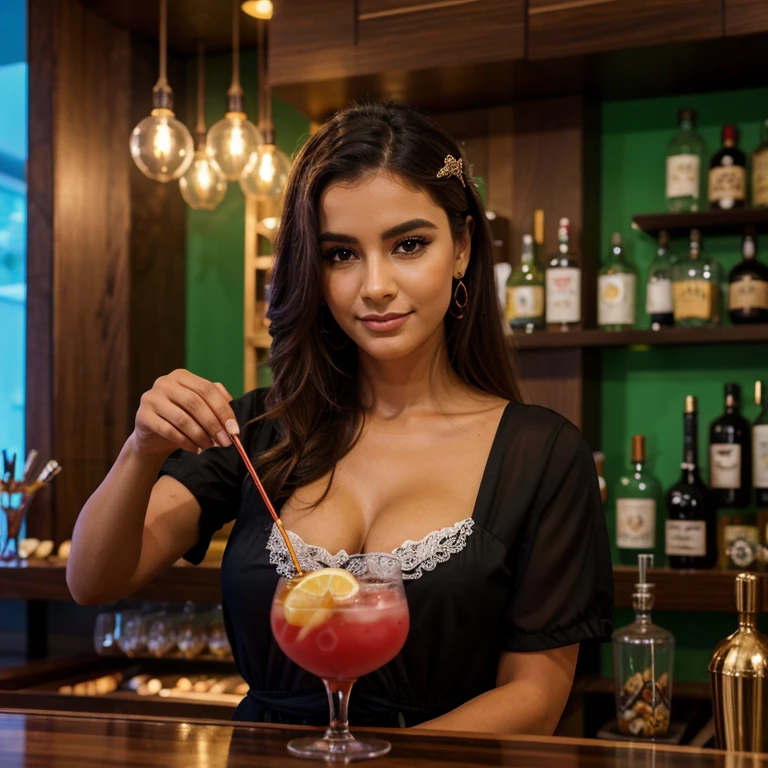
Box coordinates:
[358,311,413,332]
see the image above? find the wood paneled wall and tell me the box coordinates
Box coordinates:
[434,97,600,440]
[26,0,186,543]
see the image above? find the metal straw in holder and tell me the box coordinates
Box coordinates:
[0,449,61,563]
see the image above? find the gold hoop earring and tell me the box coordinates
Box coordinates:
[319,308,350,350]
[449,279,468,319]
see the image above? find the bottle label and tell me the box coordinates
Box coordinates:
[598,274,636,326]
[708,165,746,208]
[508,285,544,320]
[709,443,742,489]
[729,279,768,311]
[666,154,700,198]
[724,526,760,568]
[546,268,581,324]
[665,519,707,557]
[616,498,656,549]
[754,153,768,207]
[754,424,768,489]
[673,279,714,321]
[646,279,673,314]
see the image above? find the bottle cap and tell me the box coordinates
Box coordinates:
[631,435,645,463]
[633,554,656,612]
[534,209,545,246]
[685,395,697,413]
[611,232,622,247]
[658,229,670,247]
[725,382,740,402]
[735,572,758,614]
[723,124,738,144]
[743,235,756,259]
[678,107,695,124]
[756,380,763,406]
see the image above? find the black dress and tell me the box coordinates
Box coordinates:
[159,388,613,728]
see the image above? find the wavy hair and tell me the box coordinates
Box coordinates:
[254,101,522,502]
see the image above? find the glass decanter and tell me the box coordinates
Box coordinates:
[613,554,675,738]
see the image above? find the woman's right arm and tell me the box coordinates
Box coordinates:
[66,370,240,606]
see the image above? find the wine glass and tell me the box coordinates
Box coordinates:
[270,553,409,762]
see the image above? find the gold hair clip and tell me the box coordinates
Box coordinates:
[436,155,465,187]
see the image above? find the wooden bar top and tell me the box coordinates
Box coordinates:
[0,709,766,767]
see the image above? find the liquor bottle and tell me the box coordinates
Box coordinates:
[753,118,768,208]
[709,383,752,509]
[709,124,747,210]
[666,107,705,213]
[598,232,637,331]
[613,555,674,738]
[593,451,608,505]
[672,229,721,327]
[718,510,760,570]
[545,217,581,331]
[729,232,768,324]
[646,229,676,331]
[507,233,545,332]
[666,395,717,569]
[709,573,768,752]
[533,208,545,263]
[755,380,768,510]
[616,436,662,565]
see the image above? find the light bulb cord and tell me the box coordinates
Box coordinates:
[196,42,206,147]
[228,0,243,100]
[257,17,274,142]
[156,0,168,89]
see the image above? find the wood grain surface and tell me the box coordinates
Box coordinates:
[0,710,765,767]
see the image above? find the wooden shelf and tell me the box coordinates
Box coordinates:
[513,325,768,351]
[247,328,272,350]
[2,562,765,612]
[0,560,222,604]
[632,208,768,238]
[613,566,768,613]
[254,256,274,271]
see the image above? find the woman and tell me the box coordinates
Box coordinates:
[68,101,613,734]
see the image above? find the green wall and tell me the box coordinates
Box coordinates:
[185,52,310,398]
[599,87,768,682]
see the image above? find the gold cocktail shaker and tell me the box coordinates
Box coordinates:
[709,572,768,751]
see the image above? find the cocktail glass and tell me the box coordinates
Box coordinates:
[271,553,409,762]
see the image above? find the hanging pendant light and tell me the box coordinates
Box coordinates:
[180,43,228,210]
[241,0,273,19]
[206,0,264,180]
[129,0,194,182]
[240,16,291,201]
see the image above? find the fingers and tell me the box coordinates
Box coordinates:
[175,371,240,437]
[140,410,203,454]
[152,400,217,452]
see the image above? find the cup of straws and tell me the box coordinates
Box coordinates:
[0,449,61,563]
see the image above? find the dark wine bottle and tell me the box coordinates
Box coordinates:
[709,124,747,210]
[729,232,768,324]
[709,383,752,509]
[666,395,717,569]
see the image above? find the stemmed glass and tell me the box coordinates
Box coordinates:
[270,553,410,762]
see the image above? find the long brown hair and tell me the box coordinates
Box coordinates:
[256,101,522,502]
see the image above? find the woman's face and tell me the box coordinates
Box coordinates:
[318,170,471,362]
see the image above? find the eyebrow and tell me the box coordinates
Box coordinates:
[318,218,438,244]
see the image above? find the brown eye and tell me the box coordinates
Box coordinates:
[325,248,357,263]
[394,237,429,256]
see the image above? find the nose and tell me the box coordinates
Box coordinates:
[360,252,397,303]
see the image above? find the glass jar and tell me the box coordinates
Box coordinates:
[613,554,675,737]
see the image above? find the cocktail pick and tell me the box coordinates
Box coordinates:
[227,432,303,577]
[22,450,39,483]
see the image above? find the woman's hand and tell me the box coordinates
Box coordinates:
[132,369,240,457]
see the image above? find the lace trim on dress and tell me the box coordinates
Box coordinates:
[266,518,475,581]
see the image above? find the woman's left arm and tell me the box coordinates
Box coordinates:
[414,644,579,735]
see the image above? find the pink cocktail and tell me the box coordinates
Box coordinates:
[271,553,409,762]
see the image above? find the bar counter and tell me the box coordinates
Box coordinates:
[1,709,766,767]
